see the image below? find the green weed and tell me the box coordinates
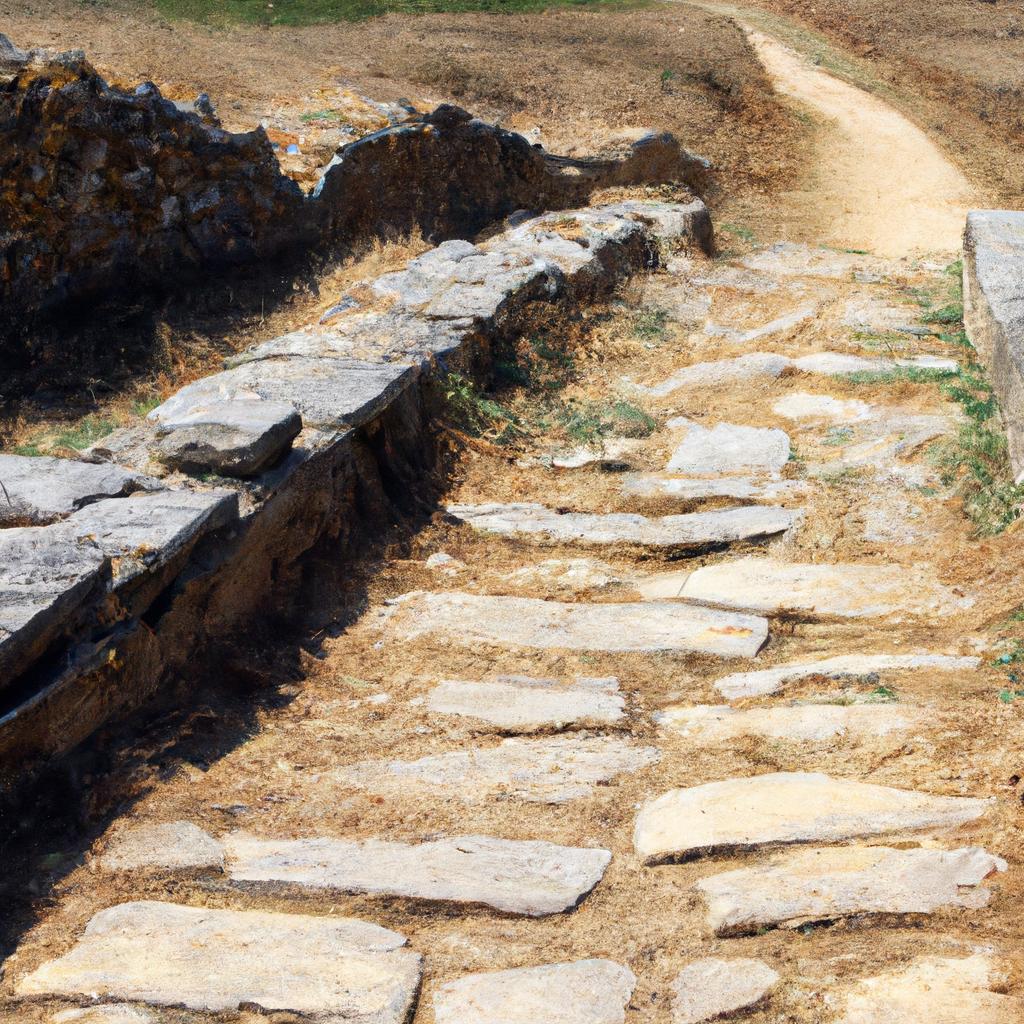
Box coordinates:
[631,306,670,342]
[720,222,756,244]
[842,365,955,387]
[442,372,523,444]
[558,398,656,446]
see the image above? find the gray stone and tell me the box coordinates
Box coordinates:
[17,901,421,1024]
[671,958,779,1024]
[772,392,874,422]
[622,474,808,502]
[964,210,1024,481]
[433,959,636,1024]
[153,398,301,476]
[645,556,972,619]
[98,822,225,873]
[740,242,897,280]
[501,558,622,593]
[666,423,790,475]
[705,303,818,344]
[66,490,238,589]
[634,772,991,864]
[0,526,108,685]
[634,353,790,396]
[714,653,979,699]
[223,833,611,916]
[837,954,1024,1023]
[378,591,769,658]
[697,845,1006,936]
[428,675,624,731]
[842,294,925,334]
[51,1008,156,1024]
[793,352,957,376]
[549,438,646,469]
[333,735,659,804]
[656,703,919,743]
[0,455,155,526]
[149,356,416,433]
[447,502,798,548]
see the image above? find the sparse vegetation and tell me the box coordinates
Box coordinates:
[630,306,670,342]
[841,365,955,387]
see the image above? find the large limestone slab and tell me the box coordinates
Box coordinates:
[66,489,238,589]
[51,1008,155,1024]
[964,209,1024,481]
[622,474,808,502]
[793,352,958,376]
[838,954,1024,1024]
[741,242,897,281]
[705,303,818,344]
[152,397,301,476]
[17,901,422,1024]
[427,675,625,731]
[224,833,611,916]
[672,958,779,1024]
[433,959,636,1024]
[0,454,154,526]
[656,703,919,743]
[772,392,874,423]
[634,353,791,396]
[379,592,769,658]
[633,772,990,864]
[697,845,1006,936]
[667,423,790,475]
[447,502,797,548]
[334,735,659,804]
[0,526,108,685]
[714,652,980,699]
[99,821,225,873]
[654,556,970,619]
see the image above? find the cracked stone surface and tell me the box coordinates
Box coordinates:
[223,833,611,916]
[634,772,991,864]
[17,901,423,1024]
[447,502,797,548]
[666,423,790,476]
[432,959,636,1024]
[377,591,769,657]
[333,735,659,804]
[99,821,225,873]
[427,675,625,731]
[697,846,1006,936]
[772,392,874,423]
[622,474,808,502]
[671,958,779,1024]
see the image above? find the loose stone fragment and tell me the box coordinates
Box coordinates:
[656,703,919,743]
[51,1007,156,1024]
[633,772,990,864]
[334,735,659,804]
[98,822,224,873]
[838,954,1024,1023]
[502,558,622,593]
[0,455,155,526]
[671,958,779,1024]
[652,556,971,619]
[772,392,874,423]
[433,959,636,1024]
[152,398,301,476]
[427,675,624,731]
[378,591,769,658]
[17,901,421,1024]
[714,652,979,699]
[549,438,646,469]
[0,526,108,684]
[447,502,797,548]
[224,833,611,916]
[697,845,1006,936]
[634,352,791,396]
[667,423,790,475]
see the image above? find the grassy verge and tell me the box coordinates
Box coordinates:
[156,0,636,26]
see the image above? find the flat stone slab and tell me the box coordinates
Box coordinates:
[0,455,155,527]
[838,954,1024,1023]
[333,735,659,804]
[447,502,797,548]
[633,771,990,864]
[433,959,636,1024]
[427,675,625,731]
[634,353,791,396]
[740,242,897,280]
[51,1008,156,1024]
[672,958,779,1024]
[17,901,422,1024]
[647,556,970,619]
[793,352,957,375]
[697,845,1006,936]
[772,392,874,423]
[152,397,301,476]
[66,489,238,589]
[223,833,611,916]
[0,526,108,684]
[99,821,225,873]
[667,423,790,475]
[378,592,769,658]
[501,558,623,594]
[705,303,818,344]
[714,652,980,699]
[622,474,808,502]
[656,703,919,743]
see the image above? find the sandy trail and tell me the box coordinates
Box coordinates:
[741,26,977,257]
